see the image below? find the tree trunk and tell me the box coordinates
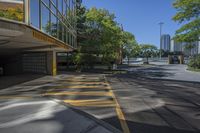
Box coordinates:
[128,56,130,66]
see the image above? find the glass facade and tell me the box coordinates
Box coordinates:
[30,0,78,48]
[0,0,24,22]
[0,0,78,49]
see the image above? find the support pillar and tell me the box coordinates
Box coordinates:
[179,55,184,64]
[47,51,57,76]
[24,0,30,25]
[168,55,172,64]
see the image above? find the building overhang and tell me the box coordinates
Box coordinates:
[0,18,74,56]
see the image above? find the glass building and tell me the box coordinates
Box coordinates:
[0,0,80,49]
[0,0,81,76]
[161,34,171,52]
[29,0,78,48]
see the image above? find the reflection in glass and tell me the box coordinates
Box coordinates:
[58,0,63,15]
[27,0,77,47]
[51,13,57,38]
[41,4,50,35]
[42,0,49,7]
[0,0,24,21]
[58,21,63,41]
[30,0,39,28]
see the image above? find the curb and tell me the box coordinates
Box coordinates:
[50,98,122,133]
[141,76,200,84]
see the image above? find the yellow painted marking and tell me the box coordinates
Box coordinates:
[66,82,107,85]
[64,80,102,82]
[104,76,131,133]
[0,96,32,99]
[69,85,108,89]
[44,91,113,97]
[47,85,109,90]
[64,99,115,107]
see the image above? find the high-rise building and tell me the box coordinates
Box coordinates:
[170,38,200,56]
[161,34,170,51]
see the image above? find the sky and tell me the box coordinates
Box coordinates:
[82,0,181,48]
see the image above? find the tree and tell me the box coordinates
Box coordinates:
[140,44,157,64]
[76,7,126,68]
[173,0,200,42]
[0,7,23,21]
[122,32,139,65]
[184,43,195,56]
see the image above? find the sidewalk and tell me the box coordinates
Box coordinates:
[127,64,200,83]
[0,98,121,133]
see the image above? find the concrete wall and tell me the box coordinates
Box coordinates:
[46,51,57,76]
[0,51,57,76]
[1,54,23,75]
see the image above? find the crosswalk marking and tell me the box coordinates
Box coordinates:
[0,96,32,99]
[64,99,116,107]
[43,91,113,97]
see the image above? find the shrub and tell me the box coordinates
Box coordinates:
[188,54,200,69]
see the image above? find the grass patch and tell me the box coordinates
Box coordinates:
[187,67,200,72]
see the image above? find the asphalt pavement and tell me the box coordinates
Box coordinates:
[126,64,200,83]
[0,66,200,133]
[107,72,200,133]
[0,73,124,133]
[0,99,120,133]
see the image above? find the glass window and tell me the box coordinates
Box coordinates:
[51,14,57,38]
[42,0,49,7]
[30,0,39,28]
[58,21,63,40]
[0,0,24,22]
[63,0,67,17]
[41,4,50,34]
[51,0,57,6]
[58,0,63,15]
[51,2,57,15]
[28,0,76,47]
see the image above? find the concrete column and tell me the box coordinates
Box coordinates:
[47,51,57,76]
[168,55,172,64]
[24,0,30,25]
[179,55,184,64]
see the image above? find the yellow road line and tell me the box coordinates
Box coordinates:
[66,82,108,85]
[64,99,116,107]
[104,76,131,133]
[0,96,32,99]
[64,80,102,82]
[47,85,109,90]
[44,91,113,97]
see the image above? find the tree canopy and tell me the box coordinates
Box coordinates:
[0,7,23,21]
[173,0,200,42]
[140,44,157,64]
[76,6,138,68]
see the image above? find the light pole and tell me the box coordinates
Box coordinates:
[159,22,164,59]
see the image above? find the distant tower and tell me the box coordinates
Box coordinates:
[161,34,170,51]
[170,39,175,52]
[198,37,200,54]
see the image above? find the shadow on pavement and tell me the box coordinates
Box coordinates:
[0,99,121,133]
[0,74,45,90]
[104,116,198,133]
[107,73,200,133]
[128,66,175,78]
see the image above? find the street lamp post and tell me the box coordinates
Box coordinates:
[159,22,164,59]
